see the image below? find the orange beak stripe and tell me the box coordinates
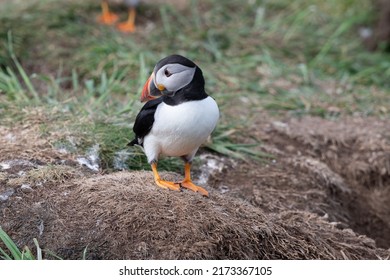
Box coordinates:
[140,75,152,102]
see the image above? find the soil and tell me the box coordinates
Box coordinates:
[1,112,390,259]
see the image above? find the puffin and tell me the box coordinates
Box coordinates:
[98,0,139,33]
[129,54,219,196]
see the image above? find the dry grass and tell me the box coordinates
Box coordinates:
[7,165,83,188]
[1,171,389,260]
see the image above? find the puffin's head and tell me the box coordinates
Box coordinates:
[140,54,201,102]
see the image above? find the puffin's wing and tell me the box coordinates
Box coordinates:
[128,98,163,146]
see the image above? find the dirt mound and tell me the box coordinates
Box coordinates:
[1,170,388,259]
[262,116,390,248]
[269,117,390,187]
[0,110,74,164]
[1,114,390,259]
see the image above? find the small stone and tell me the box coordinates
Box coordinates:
[21,184,33,192]
[0,188,15,202]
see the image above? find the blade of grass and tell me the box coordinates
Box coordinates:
[190,0,201,30]
[33,238,42,260]
[160,5,172,36]
[71,69,79,92]
[0,227,23,260]
[283,5,314,42]
[21,246,36,260]
[310,19,355,66]
[0,247,12,260]
[44,250,63,260]
[0,67,28,100]
[7,31,40,102]
[82,245,88,260]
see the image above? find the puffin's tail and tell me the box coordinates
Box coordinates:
[127,138,138,146]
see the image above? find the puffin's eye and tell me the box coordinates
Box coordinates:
[164,69,172,77]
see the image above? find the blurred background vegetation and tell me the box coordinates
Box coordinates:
[0,0,389,170]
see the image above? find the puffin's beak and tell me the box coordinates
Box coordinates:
[140,72,164,102]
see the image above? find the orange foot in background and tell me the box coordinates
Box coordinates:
[117,22,136,33]
[98,12,119,25]
[117,7,137,33]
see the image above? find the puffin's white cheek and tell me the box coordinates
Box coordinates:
[165,72,194,92]
[155,64,196,92]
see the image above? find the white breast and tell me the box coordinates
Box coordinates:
[143,96,219,163]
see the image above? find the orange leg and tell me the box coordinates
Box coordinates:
[151,162,181,192]
[180,162,209,197]
[98,0,119,25]
[117,6,137,33]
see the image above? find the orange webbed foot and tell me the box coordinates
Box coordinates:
[151,162,180,192]
[180,162,209,197]
[180,180,209,197]
[155,179,181,192]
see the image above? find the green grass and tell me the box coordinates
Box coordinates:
[0,227,41,260]
[207,123,274,162]
[0,227,87,260]
[0,0,389,171]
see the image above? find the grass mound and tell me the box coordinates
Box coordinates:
[1,171,388,259]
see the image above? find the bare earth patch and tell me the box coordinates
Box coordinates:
[1,114,390,259]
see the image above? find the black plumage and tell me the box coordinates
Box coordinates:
[128,98,162,146]
[162,66,207,106]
